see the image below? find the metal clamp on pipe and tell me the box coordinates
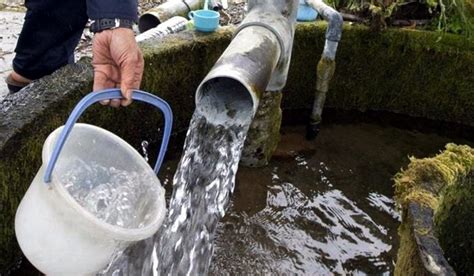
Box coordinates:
[195,0,298,126]
[235,0,298,91]
[305,0,343,140]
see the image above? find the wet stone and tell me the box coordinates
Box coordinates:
[241,90,283,167]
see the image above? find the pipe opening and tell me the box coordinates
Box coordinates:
[138,14,161,33]
[196,77,256,126]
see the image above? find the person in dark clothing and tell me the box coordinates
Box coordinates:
[6,0,143,107]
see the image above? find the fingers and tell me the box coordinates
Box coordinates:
[93,69,114,105]
[120,47,144,107]
[92,28,144,108]
[92,32,114,105]
[110,99,122,108]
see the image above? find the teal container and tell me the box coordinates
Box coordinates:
[297,0,318,21]
[188,9,220,32]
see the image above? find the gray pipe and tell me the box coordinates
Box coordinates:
[136,16,188,43]
[195,0,298,126]
[305,0,342,139]
[139,0,203,33]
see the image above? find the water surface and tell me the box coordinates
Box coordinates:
[208,123,471,274]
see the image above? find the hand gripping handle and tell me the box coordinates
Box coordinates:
[44,89,173,183]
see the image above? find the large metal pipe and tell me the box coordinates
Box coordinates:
[305,0,343,139]
[195,0,298,126]
[138,0,203,33]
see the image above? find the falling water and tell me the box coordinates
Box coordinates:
[102,110,252,275]
[141,140,150,162]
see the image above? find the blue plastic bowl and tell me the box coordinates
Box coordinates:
[297,3,318,22]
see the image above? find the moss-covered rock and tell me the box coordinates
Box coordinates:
[435,172,474,274]
[394,144,474,275]
[241,91,283,167]
[396,208,430,276]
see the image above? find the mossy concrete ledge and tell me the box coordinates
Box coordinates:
[286,23,474,126]
[0,23,473,270]
[394,144,474,275]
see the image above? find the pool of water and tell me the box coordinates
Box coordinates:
[207,122,471,274]
[8,120,472,275]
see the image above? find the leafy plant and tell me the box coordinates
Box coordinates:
[321,0,473,37]
[430,0,473,36]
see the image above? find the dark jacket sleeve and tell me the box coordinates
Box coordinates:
[87,0,138,21]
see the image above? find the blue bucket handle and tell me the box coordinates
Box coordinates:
[43,88,173,183]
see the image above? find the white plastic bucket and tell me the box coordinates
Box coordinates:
[14,89,173,275]
[15,123,167,275]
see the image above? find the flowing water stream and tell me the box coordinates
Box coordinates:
[100,110,253,275]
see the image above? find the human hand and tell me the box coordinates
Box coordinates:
[92,28,144,107]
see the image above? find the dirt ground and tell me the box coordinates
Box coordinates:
[0,11,24,100]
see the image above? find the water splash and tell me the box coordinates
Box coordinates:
[57,157,161,228]
[367,192,401,221]
[141,140,149,162]
[102,110,252,275]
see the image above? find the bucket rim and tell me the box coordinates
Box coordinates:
[42,123,166,241]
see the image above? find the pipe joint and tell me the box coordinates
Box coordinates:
[325,11,343,42]
[235,0,298,91]
[235,10,293,66]
[305,0,343,42]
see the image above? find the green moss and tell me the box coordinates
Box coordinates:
[394,143,474,209]
[395,212,429,276]
[241,91,283,167]
[435,173,474,274]
[285,22,474,126]
[394,144,474,274]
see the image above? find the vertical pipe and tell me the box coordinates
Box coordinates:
[305,0,342,139]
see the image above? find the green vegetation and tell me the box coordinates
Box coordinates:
[395,217,429,276]
[241,91,283,167]
[286,23,474,127]
[394,143,473,209]
[394,143,474,274]
[430,0,473,36]
[324,0,473,37]
[435,172,474,274]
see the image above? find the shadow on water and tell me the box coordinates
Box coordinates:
[7,115,473,275]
